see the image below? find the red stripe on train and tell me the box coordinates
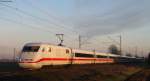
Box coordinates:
[19,58,113,63]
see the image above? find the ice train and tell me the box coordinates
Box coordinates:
[18,43,143,69]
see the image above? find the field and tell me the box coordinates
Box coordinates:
[0,62,146,81]
[125,66,150,81]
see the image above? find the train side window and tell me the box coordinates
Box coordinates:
[49,48,51,52]
[66,49,69,54]
[75,53,94,58]
[96,55,107,58]
[42,48,45,52]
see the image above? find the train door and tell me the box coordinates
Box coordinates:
[69,48,74,65]
[47,46,52,64]
[51,47,61,65]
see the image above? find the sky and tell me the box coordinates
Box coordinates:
[0,0,150,59]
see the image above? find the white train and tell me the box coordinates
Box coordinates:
[18,43,144,69]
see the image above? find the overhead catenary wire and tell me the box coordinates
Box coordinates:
[24,0,79,34]
[0,16,56,34]
[0,2,78,36]
[0,6,78,46]
[0,3,78,46]
[0,16,76,45]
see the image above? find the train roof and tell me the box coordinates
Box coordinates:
[73,49,94,54]
[119,55,136,59]
[24,43,70,49]
[24,43,53,46]
[96,53,120,57]
[73,49,119,57]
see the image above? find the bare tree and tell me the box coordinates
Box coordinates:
[126,53,132,57]
[108,44,119,55]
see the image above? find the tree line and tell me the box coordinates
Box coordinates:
[108,44,140,58]
[108,44,150,65]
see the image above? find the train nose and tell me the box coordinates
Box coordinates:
[19,62,41,69]
[19,52,36,62]
[18,52,42,69]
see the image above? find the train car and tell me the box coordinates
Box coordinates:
[18,43,144,69]
[72,50,114,64]
[19,43,72,69]
[18,43,114,69]
[72,49,95,64]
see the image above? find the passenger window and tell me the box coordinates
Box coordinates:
[66,49,69,54]
[49,48,51,52]
[42,48,45,52]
